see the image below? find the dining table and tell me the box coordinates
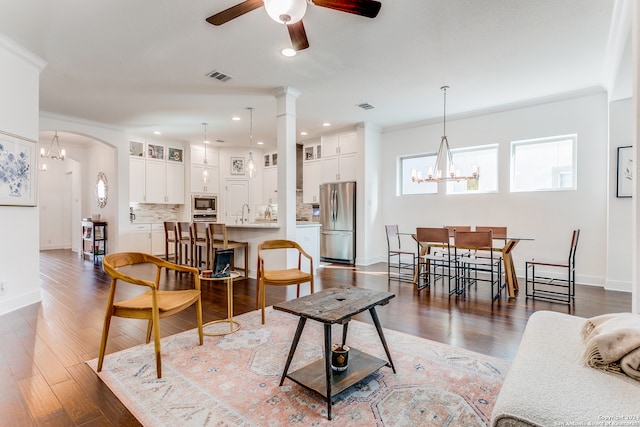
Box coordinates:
[404,231,533,298]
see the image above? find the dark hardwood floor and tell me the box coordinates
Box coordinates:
[0,249,631,426]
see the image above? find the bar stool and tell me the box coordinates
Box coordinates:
[207,223,249,280]
[163,221,178,262]
[192,222,210,270]
[176,222,192,266]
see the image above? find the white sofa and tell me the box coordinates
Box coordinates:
[491,310,640,426]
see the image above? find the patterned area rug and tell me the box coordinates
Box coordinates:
[87,308,509,426]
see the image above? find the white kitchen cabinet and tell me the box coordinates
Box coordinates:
[296,224,320,273]
[129,158,146,203]
[303,141,321,162]
[166,162,185,204]
[127,224,151,252]
[263,167,277,204]
[321,132,358,183]
[322,132,357,158]
[191,164,219,194]
[144,160,184,204]
[190,145,219,194]
[303,160,321,204]
[151,224,166,256]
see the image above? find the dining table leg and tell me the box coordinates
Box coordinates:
[501,240,519,297]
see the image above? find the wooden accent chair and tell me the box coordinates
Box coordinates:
[163,221,178,262]
[256,239,314,324]
[525,229,580,304]
[98,252,203,378]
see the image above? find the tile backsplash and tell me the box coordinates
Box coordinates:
[130,204,184,223]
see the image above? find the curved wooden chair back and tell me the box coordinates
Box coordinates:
[98,252,203,378]
[256,239,314,324]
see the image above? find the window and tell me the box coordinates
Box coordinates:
[511,135,576,192]
[447,144,499,194]
[400,154,437,195]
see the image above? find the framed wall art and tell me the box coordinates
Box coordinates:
[168,146,183,162]
[0,130,37,206]
[616,145,633,198]
[231,157,245,175]
[147,143,165,160]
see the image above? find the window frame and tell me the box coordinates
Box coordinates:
[510,134,577,193]
[446,144,499,195]
[398,153,438,196]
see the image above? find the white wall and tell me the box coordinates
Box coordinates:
[607,98,634,290]
[0,34,46,315]
[380,91,609,287]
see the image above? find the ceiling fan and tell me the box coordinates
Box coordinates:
[206,0,382,51]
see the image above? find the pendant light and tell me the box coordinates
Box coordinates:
[41,131,66,160]
[247,107,256,179]
[411,86,478,183]
[202,123,209,185]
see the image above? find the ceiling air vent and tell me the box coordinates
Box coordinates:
[207,70,232,82]
[356,102,375,110]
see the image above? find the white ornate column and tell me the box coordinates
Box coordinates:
[273,87,300,246]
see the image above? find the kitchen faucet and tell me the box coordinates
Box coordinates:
[241,204,250,224]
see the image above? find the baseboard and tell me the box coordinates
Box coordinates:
[0,289,42,316]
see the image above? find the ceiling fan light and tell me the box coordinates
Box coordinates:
[264,0,307,24]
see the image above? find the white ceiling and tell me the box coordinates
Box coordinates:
[0,0,619,149]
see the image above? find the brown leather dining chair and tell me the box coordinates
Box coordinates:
[415,227,455,293]
[98,252,203,378]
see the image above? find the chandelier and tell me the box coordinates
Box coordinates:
[202,123,209,185]
[247,107,256,179]
[41,131,66,161]
[411,86,478,183]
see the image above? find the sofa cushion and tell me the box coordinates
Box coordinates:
[491,310,640,427]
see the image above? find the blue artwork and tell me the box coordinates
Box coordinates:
[0,134,35,205]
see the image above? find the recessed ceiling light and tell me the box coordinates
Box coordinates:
[257,141,264,145]
[322,122,331,127]
[300,131,308,136]
[152,130,162,135]
[232,116,241,121]
[281,48,296,57]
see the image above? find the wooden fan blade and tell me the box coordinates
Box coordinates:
[206,0,264,26]
[311,0,382,18]
[287,21,310,51]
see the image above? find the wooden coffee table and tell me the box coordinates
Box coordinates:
[274,287,396,420]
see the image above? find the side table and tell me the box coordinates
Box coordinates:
[200,271,241,335]
[274,287,396,420]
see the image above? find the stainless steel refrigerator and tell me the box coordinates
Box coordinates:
[320,181,356,264]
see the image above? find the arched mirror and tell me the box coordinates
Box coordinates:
[96,172,108,208]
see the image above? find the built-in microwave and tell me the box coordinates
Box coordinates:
[192,195,217,213]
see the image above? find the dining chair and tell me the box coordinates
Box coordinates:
[98,252,203,378]
[385,225,416,283]
[454,230,503,301]
[444,225,472,238]
[256,239,314,324]
[163,221,178,262]
[415,227,455,293]
[525,229,580,304]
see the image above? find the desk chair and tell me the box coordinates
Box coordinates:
[98,252,203,378]
[525,229,580,304]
